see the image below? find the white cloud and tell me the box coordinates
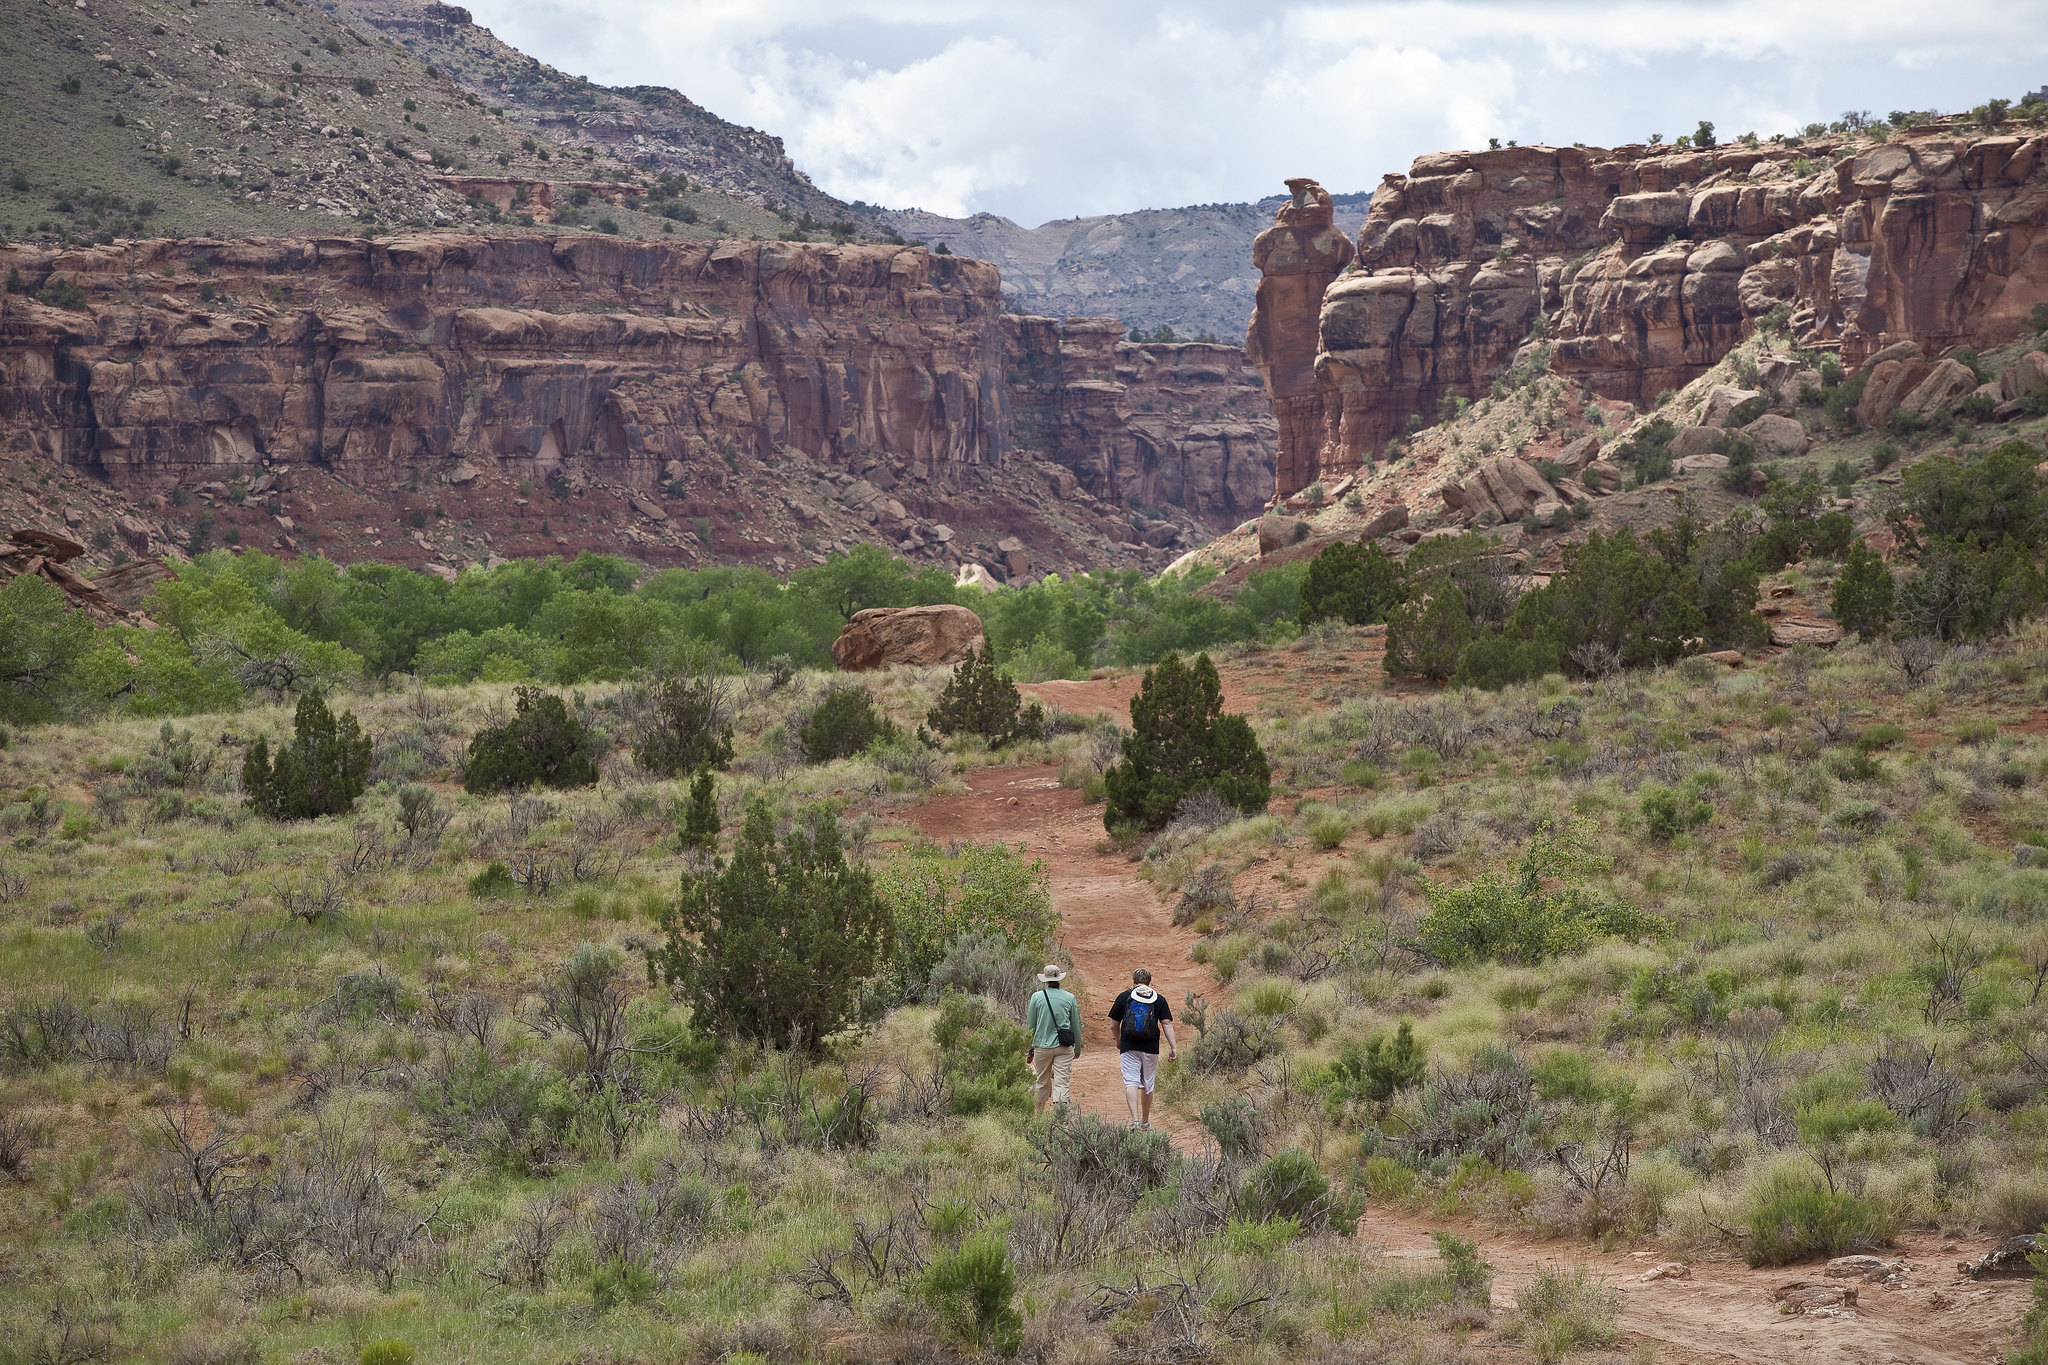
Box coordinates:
[461,0,2048,223]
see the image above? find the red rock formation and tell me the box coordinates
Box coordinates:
[1270,128,2048,482]
[1245,178,1354,499]
[1004,317,1277,532]
[830,604,985,671]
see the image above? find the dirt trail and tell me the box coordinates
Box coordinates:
[904,755,2036,1361]
[1361,1205,2034,1364]
[903,764,1215,1139]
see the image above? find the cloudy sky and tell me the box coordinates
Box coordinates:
[464,0,2048,225]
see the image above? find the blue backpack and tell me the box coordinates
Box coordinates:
[1123,989,1159,1044]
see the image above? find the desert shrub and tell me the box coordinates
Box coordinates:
[1514,1263,1620,1363]
[1745,1184,1882,1267]
[1434,1231,1493,1303]
[242,692,372,819]
[1035,1111,1174,1194]
[1103,652,1270,831]
[1300,540,1405,626]
[652,800,890,1049]
[1418,821,1657,966]
[920,1233,1022,1354]
[1640,783,1711,842]
[927,931,1043,1011]
[415,1050,574,1173]
[358,1344,414,1365]
[1201,1095,1272,1159]
[629,666,734,775]
[1833,541,1896,638]
[798,684,895,762]
[1399,1047,1540,1169]
[677,768,719,851]
[464,687,600,794]
[1237,1148,1357,1232]
[1324,1020,1426,1119]
[469,861,515,898]
[876,841,1054,1002]
[1615,417,1677,485]
[1191,1008,1281,1072]
[932,991,1032,1115]
[926,646,1040,747]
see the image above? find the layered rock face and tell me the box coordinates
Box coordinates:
[1004,317,1277,532]
[1280,130,2048,480]
[0,234,1009,487]
[1244,179,1355,498]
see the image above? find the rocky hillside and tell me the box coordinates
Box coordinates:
[0,0,825,246]
[872,193,1372,341]
[0,232,1275,584]
[1245,118,2048,499]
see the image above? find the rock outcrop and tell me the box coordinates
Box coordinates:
[829,605,986,671]
[1245,179,1355,499]
[1262,128,2048,486]
[1,528,153,623]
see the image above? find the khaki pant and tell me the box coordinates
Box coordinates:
[1031,1045,1075,1106]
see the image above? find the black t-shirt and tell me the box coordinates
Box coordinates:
[1108,988,1173,1055]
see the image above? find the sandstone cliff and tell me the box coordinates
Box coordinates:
[1005,318,1277,533]
[0,234,1269,576]
[1248,127,2048,485]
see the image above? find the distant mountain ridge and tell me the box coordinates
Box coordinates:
[868,194,1373,340]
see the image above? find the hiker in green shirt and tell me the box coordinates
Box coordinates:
[1024,963,1081,1111]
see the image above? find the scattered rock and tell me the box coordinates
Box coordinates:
[1742,412,1810,456]
[1557,433,1602,474]
[1359,503,1410,540]
[627,491,669,522]
[1675,452,1730,471]
[1258,514,1310,555]
[1140,521,1181,548]
[1669,426,1722,460]
[1700,385,1761,428]
[1580,460,1622,493]
[1896,358,1980,420]
[114,516,153,554]
[996,535,1030,578]
[1775,1282,1857,1313]
[1702,649,1745,667]
[1826,1256,1889,1278]
[1996,350,2048,402]
[1962,1234,2043,1280]
[1769,618,1844,647]
[93,557,175,610]
[830,604,987,671]
[1639,1262,1690,1283]
[954,563,1001,593]
[446,462,479,485]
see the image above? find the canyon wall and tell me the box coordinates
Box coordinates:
[0,233,1273,573]
[1249,128,2048,482]
[1004,317,1277,530]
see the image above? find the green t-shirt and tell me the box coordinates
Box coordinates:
[1025,986,1080,1050]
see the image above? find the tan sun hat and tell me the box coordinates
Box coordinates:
[1037,964,1067,983]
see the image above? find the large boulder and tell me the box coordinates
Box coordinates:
[1668,426,1721,460]
[1359,503,1410,540]
[1458,457,1554,525]
[1857,356,1933,428]
[1700,385,1761,428]
[1998,350,2048,402]
[1742,412,1810,456]
[831,605,986,672]
[1557,433,1603,474]
[1258,513,1310,555]
[1896,358,1980,420]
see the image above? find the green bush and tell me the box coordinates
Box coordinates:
[1236,1148,1356,1231]
[798,684,895,762]
[652,799,891,1049]
[589,1255,656,1312]
[629,668,733,776]
[926,647,1039,747]
[1833,541,1896,638]
[469,860,515,898]
[1517,1263,1620,1362]
[876,840,1054,1002]
[1300,540,1405,626]
[1418,821,1658,965]
[920,1234,1023,1354]
[1640,784,1711,842]
[1745,1185,1882,1267]
[463,687,601,794]
[677,767,719,852]
[1103,652,1270,831]
[932,991,1031,1115]
[242,692,372,820]
[358,1343,414,1365]
[1325,1020,1425,1117]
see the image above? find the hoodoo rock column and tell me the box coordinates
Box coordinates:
[1245,178,1354,500]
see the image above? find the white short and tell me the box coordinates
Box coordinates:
[1118,1051,1159,1092]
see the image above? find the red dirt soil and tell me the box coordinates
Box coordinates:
[902,763,1216,1138]
[1363,1205,2034,1365]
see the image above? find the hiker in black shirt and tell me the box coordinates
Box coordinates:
[1107,967,1178,1128]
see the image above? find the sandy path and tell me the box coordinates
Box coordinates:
[1361,1206,2034,1364]
[903,764,1216,1139]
